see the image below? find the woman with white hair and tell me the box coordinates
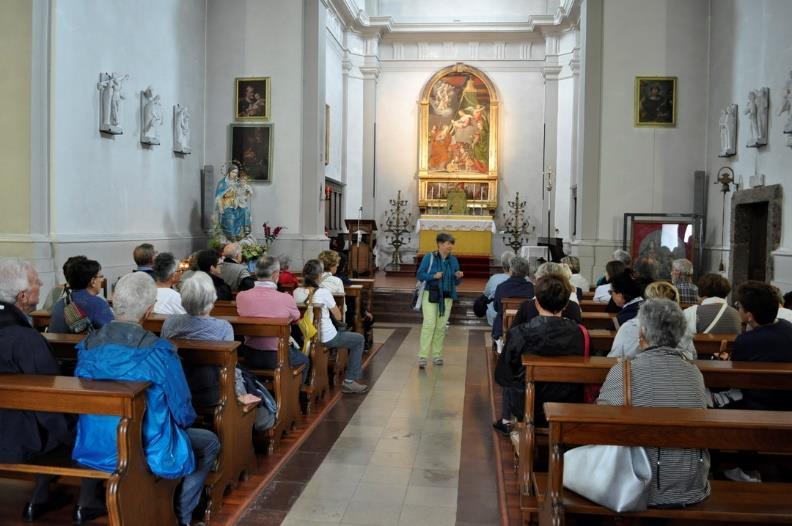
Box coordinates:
[597,298,710,508]
[161,271,233,342]
[483,250,515,326]
[152,252,187,315]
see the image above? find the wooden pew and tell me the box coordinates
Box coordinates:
[30,310,50,331]
[297,304,329,413]
[211,300,237,317]
[0,375,178,526]
[328,294,350,386]
[541,402,792,525]
[42,333,257,522]
[144,315,301,455]
[581,291,594,300]
[345,284,364,335]
[350,277,375,317]
[581,312,617,331]
[579,300,609,313]
[585,330,737,358]
[518,355,792,513]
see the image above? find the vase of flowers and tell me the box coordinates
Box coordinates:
[262,222,285,252]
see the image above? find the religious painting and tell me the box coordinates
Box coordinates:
[426,72,492,174]
[630,220,694,279]
[426,181,489,201]
[230,124,273,182]
[634,76,676,127]
[235,77,271,120]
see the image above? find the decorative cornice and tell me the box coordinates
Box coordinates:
[542,65,564,81]
[359,65,381,80]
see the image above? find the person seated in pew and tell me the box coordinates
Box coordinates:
[50,259,114,334]
[610,269,644,326]
[483,250,515,327]
[42,255,87,311]
[132,242,156,277]
[295,259,369,394]
[235,256,309,378]
[334,252,376,348]
[511,263,582,328]
[492,256,534,343]
[592,260,625,303]
[561,255,589,297]
[493,274,585,435]
[597,298,711,508]
[318,250,346,319]
[72,273,220,526]
[276,254,300,291]
[0,259,102,522]
[683,273,741,335]
[726,281,792,411]
[539,261,581,304]
[219,242,255,293]
[196,249,232,301]
[152,252,187,316]
[609,281,696,360]
[671,258,699,305]
[773,286,792,322]
[594,249,631,287]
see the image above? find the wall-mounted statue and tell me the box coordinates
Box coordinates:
[745,87,769,147]
[779,70,792,135]
[214,162,253,242]
[97,72,129,134]
[173,104,191,154]
[718,103,738,157]
[140,87,163,145]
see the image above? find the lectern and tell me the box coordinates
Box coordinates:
[345,219,377,277]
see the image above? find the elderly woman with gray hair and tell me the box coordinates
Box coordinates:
[597,298,710,508]
[483,250,515,326]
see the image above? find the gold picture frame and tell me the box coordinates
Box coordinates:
[235,77,271,121]
[229,123,273,182]
[634,76,676,127]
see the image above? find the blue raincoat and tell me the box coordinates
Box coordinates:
[71,321,196,479]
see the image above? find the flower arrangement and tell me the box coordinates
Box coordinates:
[240,239,265,262]
[262,223,285,247]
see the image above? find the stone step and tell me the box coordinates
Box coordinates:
[373,289,489,326]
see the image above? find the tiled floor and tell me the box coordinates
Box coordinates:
[280,324,469,526]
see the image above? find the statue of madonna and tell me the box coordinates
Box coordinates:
[214,162,253,242]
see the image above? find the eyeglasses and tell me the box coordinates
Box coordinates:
[734,301,742,310]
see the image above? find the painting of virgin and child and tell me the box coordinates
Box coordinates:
[427,73,491,174]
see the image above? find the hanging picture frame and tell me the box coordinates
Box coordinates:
[634,76,676,127]
[229,123,273,182]
[235,77,271,120]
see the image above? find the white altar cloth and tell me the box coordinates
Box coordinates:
[415,218,497,233]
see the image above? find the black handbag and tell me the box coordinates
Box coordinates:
[427,288,441,304]
[329,310,347,331]
[473,294,492,317]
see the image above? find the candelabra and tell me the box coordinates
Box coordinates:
[502,192,530,254]
[715,167,736,272]
[382,190,413,266]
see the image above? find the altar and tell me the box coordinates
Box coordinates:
[416,216,495,256]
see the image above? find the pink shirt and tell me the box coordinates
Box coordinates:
[236,281,300,350]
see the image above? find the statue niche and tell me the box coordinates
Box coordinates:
[417,63,498,217]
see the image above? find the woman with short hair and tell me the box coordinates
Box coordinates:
[593,260,626,302]
[562,255,589,294]
[49,259,114,333]
[683,273,741,334]
[416,232,463,368]
[598,298,711,508]
[609,269,644,325]
[483,250,515,327]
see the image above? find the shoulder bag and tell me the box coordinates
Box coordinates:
[63,291,94,334]
[411,252,434,311]
[562,359,652,512]
[296,288,318,344]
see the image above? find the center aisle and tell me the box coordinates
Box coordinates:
[279,324,469,526]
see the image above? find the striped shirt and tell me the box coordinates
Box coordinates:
[597,347,711,507]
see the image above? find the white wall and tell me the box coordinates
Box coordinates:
[597,0,708,241]
[325,31,345,184]
[705,0,792,289]
[48,0,207,289]
[204,0,304,237]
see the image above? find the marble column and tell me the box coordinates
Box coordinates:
[360,59,380,218]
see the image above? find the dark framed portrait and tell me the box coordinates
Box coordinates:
[634,76,676,127]
[235,77,271,120]
[230,124,273,182]
[623,213,704,280]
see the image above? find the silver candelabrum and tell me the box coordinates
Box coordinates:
[382,190,413,266]
[502,192,530,254]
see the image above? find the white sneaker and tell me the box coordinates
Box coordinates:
[433,357,443,366]
[723,467,761,483]
[342,380,369,394]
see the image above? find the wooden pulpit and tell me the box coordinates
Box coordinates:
[345,219,377,277]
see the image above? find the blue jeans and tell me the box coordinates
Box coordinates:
[324,330,364,381]
[176,428,220,525]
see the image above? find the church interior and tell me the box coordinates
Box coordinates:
[1,0,791,525]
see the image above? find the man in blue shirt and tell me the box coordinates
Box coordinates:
[73,272,219,526]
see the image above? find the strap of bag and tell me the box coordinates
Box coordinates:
[703,301,729,334]
[579,324,591,359]
[623,359,632,407]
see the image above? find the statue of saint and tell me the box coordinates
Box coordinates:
[214,162,253,242]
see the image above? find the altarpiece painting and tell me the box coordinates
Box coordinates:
[417,63,499,216]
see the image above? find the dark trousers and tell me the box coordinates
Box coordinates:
[501,386,525,421]
[243,345,310,383]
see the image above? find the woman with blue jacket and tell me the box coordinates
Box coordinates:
[416,232,463,368]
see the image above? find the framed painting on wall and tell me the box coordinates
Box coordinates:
[623,213,704,280]
[235,77,271,120]
[634,76,676,127]
[230,123,273,182]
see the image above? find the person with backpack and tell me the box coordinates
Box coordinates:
[49,259,114,334]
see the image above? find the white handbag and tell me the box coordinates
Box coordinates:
[561,360,652,512]
[411,253,434,311]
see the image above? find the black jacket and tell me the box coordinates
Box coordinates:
[492,276,535,339]
[617,298,643,326]
[495,316,585,424]
[0,303,72,462]
[211,274,233,301]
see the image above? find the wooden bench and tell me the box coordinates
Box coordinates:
[41,333,257,522]
[211,300,237,317]
[518,355,792,518]
[297,304,329,413]
[350,277,375,317]
[327,294,350,387]
[144,315,301,455]
[581,291,594,300]
[541,402,792,525]
[345,284,364,335]
[586,330,737,358]
[580,312,617,331]
[0,375,178,525]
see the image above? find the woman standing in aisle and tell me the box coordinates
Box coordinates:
[417,232,463,368]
